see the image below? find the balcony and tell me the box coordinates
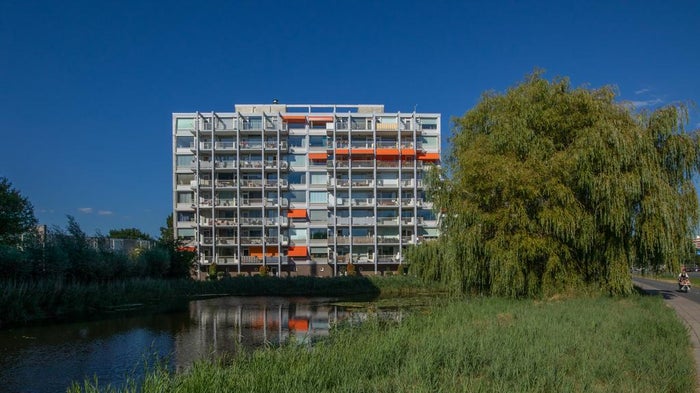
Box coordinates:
[239,179,264,187]
[214,141,236,150]
[240,256,262,264]
[377,217,400,225]
[240,198,264,207]
[216,257,238,265]
[351,179,374,188]
[353,236,375,244]
[215,180,236,188]
[240,237,264,245]
[239,142,264,150]
[216,237,238,245]
[376,123,398,131]
[376,160,400,169]
[377,179,399,187]
[239,217,264,225]
[239,161,264,170]
[265,217,289,226]
[352,160,374,169]
[265,141,288,150]
[377,198,399,207]
[328,216,352,225]
[351,198,374,207]
[377,235,400,244]
[264,161,289,170]
[328,179,350,188]
[353,217,374,226]
[264,179,288,188]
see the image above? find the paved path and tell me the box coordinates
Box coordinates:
[633,277,700,392]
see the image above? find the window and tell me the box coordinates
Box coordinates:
[176,136,193,148]
[177,173,194,186]
[287,154,306,168]
[287,172,306,185]
[310,247,328,257]
[177,192,193,204]
[177,228,195,238]
[309,135,326,147]
[420,118,438,130]
[244,116,262,130]
[309,191,327,204]
[176,155,194,168]
[290,228,308,242]
[285,191,306,203]
[177,212,193,222]
[309,209,327,222]
[419,136,438,149]
[310,172,327,185]
[218,117,235,130]
[289,136,306,148]
[176,118,194,130]
[310,228,328,239]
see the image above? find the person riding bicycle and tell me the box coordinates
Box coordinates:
[679,269,691,289]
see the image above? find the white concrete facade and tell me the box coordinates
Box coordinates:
[172,104,440,277]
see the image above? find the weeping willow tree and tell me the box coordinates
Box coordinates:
[408,72,700,297]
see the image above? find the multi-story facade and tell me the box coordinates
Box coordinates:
[172,104,440,277]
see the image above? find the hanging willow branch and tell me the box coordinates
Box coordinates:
[408,72,700,297]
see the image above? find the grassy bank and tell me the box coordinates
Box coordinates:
[69,294,694,393]
[0,275,446,327]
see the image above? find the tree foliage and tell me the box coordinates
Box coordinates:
[108,228,154,241]
[0,177,37,245]
[409,72,700,297]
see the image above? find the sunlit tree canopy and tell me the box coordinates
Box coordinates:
[408,72,700,297]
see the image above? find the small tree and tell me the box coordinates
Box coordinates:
[0,177,37,246]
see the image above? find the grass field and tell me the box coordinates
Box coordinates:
[68,293,695,393]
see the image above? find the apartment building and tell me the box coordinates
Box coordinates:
[173,104,440,277]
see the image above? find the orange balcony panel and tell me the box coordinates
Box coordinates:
[249,246,280,257]
[376,148,399,156]
[282,115,306,123]
[178,246,196,252]
[308,152,327,160]
[287,246,308,257]
[418,153,440,161]
[308,116,333,122]
[351,149,373,155]
[288,318,309,331]
[401,149,416,156]
[335,148,349,155]
[249,246,263,257]
[287,209,307,218]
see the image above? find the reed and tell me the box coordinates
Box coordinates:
[69,294,693,393]
[0,275,444,327]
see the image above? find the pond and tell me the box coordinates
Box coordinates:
[0,295,409,393]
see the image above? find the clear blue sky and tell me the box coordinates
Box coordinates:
[2,0,698,238]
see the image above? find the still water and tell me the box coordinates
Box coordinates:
[0,296,391,393]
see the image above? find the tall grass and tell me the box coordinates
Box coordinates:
[69,294,694,393]
[0,275,444,327]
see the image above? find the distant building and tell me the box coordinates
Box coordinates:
[173,104,441,277]
[89,238,154,254]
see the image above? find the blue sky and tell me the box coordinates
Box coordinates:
[2,0,699,238]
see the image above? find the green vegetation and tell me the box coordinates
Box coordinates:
[0,275,442,327]
[0,177,37,246]
[68,294,693,393]
[409,72,700,297]
[108,228,154,241]
[0,215,194,283]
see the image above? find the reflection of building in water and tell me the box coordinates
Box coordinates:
[171,297,345,370]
